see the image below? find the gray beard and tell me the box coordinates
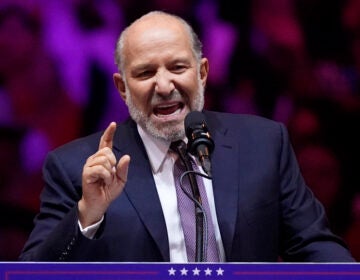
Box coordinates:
[125,85,204,142]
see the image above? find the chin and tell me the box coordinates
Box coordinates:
[147,120,185,142]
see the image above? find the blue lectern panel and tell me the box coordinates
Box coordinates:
[0,262,359,280]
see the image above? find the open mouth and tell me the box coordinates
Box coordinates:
[153,102,184,117]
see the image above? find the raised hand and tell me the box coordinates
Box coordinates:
[78,122,131,228]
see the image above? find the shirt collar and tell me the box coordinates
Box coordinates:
[137,125,171,174]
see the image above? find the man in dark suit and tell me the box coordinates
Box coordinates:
[19,11,354,262]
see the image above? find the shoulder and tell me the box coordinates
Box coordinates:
[50,118,136,158]
[44,118,137,169]
[51,130,103,159]
[203,110,287,137]
[41,130,104,175]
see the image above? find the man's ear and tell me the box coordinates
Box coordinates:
[113,73,126,101]
[199,58,209,87]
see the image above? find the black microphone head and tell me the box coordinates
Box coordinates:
[184,111,205,131]
[184,111,214,156]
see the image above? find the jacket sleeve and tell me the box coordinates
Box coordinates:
[277,123,354,262]
[18,150,97,261]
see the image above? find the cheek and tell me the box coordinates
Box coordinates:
[180,74,201,95]
[127,82,153,108]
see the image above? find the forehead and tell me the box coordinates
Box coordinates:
[123,15,193,59]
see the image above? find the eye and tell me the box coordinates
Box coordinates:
[135,70,155,79]
[171,64,188,73]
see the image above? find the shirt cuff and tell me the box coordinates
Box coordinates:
[78,216,104,239]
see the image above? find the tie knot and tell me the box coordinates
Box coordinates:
[171,140,194,172]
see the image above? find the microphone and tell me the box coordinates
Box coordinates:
[184,111,214,177]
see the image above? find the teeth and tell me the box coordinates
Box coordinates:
[156,104,174,109]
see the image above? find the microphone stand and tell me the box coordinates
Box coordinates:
[173,141,205,262]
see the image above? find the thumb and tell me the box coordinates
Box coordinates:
[116,155,131,185]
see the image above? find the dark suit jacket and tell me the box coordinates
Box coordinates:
[19,111,354,262]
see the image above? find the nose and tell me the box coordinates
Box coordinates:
[154,70,175,95]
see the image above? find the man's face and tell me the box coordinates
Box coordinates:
[114,16,208,141]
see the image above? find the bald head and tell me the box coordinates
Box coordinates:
[114,11,203,73]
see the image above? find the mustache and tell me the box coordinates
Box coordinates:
[150,90,183,106]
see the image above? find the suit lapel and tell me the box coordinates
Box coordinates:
[112,119,170,261]
[206,112,239,260]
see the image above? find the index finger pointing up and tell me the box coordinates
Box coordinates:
[99,122,117,150]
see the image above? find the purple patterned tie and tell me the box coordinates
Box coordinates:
[171,141,219,262]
